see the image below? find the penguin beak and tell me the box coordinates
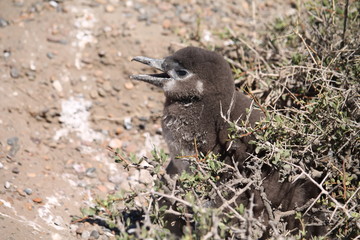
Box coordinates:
[130,56,171,88]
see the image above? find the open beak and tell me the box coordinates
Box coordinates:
[130,56,171,88]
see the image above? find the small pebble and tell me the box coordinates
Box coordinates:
[123,117,132,130]
[69,224,79,234]
[105,5,115,13]
[180,13,195,24]
[139,169,153,184]
[115,127,123,135]
[27,173,37,178]
[98,50,106,58]
[97,185,108,193]
[52,80,63,92]
[108,174,124,184]
[85,167,97,178]
[46,37,68,45]
[155,127,162,135]
[103,81,112,92]
[17,189,26,197]
[24,188,33,195]
[10,67,20,78]
[32,197,43,203]
[90,230,100,239]
[12,167,20,174]
[76,225,84,234]
[124,82,134,90]
[162,19,171,29]
[25,71,36,81]
[7,137,19,146]
[73,163,86,173]
[90,89,98,99]
[54,215,64,226]
[137,13,148,22]
[93,70,103,77]
[108,138,122,149]
[81,230,91,239]
[138,116,149,122]
[0,18,9,28]
[7,137,20,158]
[49,1,58,8]
[47,52,55,59]
[0,162,4,169]
[4,181,11,189]
[112,84,121,92]
[98,88,106,97]
[3,50,11,58]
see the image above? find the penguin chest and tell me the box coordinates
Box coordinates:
[162,104,208,158]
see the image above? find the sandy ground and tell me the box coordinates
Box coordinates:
[0,0,295,239]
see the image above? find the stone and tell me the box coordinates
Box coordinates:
[0,18,9,28]
[98,88,106,97]
[32,197,43,203]
[105,5,115,13]
[7,137,19,146]
[124,82,134,90]
[90,89,98,99]
[49,1,58,8]
[17,188,26,197]
[54,215,64,226]
[115,127,123,135]
[81,230,91,239]
[4,181,11,189]
[97,185,108,193]
[12,167,20,174]
[47,52,55,59]
[24,188,33,195]
[162,19,171,29]
[73,163,86,173]
[85,167,97,178]
[10,67,20,78]
[123,117,132,130]
[52,80,63,92]
[108,138,122,149]
[70,224,79,234]
[139,169,153,185]
[90,230,100,239]
[112,84,121,92]
[76,225,84,234]
[180,13,195,24]
[108,174,125,184]
[103,81,112,92]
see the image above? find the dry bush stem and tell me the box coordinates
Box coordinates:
[285,161,351,219]
[228,28,271,71]
[193,159,247,222]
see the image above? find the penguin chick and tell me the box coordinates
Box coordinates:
[131,46,263,175]
[130,47,325,238]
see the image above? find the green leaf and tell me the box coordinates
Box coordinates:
[80,207,96,216]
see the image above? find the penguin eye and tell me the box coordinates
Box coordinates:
[176,69,188,77]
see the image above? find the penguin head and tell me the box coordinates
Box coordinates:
[131,47,235,102]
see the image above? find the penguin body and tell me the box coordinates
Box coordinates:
[131,47,262,174]
[130,47,325,237]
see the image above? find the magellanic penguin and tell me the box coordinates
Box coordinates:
[130,47,326,238]
[130,46,263,175]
